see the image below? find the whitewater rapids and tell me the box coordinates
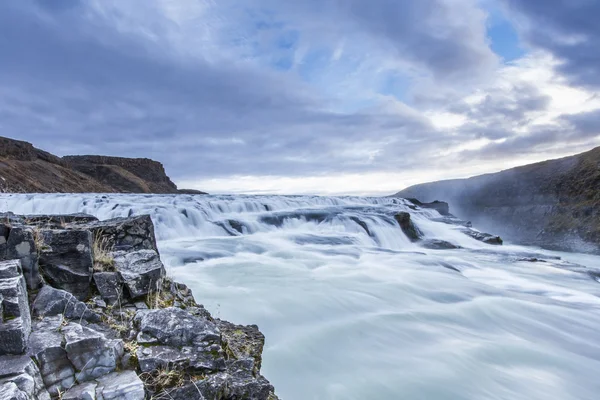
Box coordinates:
[1,193,600,400]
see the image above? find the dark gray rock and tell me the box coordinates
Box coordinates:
[28,316,75,396]
[62,323,124,382]
[0,381,30,400]
[394,212,422,242]
[5,227,42,290]
[95,370,145,400]
[137,307,220,348]
[32,285,100,322]
[63,381,97,400]
[136,345,224,373]
[38,229,94,300]
[0,260,31,355]
[217,320,266,376]
[93,272,124,305]
[0,355,50,400]
[23,213,99,228]
[113,250,165,298]
[461,229,503,245]
[84,215,158,253]
[421,239,461,250]
[406,198,451,216]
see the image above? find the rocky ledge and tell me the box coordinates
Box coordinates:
[0,212,277,399]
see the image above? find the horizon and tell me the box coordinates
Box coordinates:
[1,1,599,195]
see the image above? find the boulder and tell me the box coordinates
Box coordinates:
[38,229,94,300]
[5,226,42,290]
[421,239,461,250]
[28,316,75,396]
[63,381,97,400]
[95,370,145,400]
[137,307,220,348]
[32,285,100,322]
[93,272,124,305]
[0,355,50,400]
[406,199,451,216]
[84,215,158,253]
[218,320,266,376]
[113,250,165,298]
[394,212,422,242]
[62,323,124,382]
[0,381,30,400]
[0,260,31,355]
[461,229,503,245]
[136,344,225,373]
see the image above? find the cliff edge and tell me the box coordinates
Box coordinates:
[0,136,206,194]
[394,146,600,254]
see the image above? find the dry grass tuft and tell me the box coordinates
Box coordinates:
[93,232,115,272]
[140,367,185,394]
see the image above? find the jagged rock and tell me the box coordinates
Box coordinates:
[137,307,220,348]
[137,344,225,373]
[0,355,51,400]
[84,215,158,253]
[394,212,422,242]
[0,381,29,400]
[63,381,97,400]
[32,285,100,322]
[421,239,461,250]
[23,214,99,228]
[93,272,124,305]
[113,250,165,298]
[95,370,145,400]
[62,323,124,382]
[462,229,503,245]
[165,367,275,400]
[38,229,94,300]
[28,316,75,396]
[217,321,266,376]
[405,198,451,216]
[0,260,31,355]
[5,226,41,290]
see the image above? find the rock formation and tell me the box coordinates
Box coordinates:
[0,136,207,195]
[0,212,277,399]
[394,146,600,253]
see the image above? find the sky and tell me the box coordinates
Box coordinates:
[1,0,600,196]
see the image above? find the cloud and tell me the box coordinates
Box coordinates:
[501,0,600,88]
[0,0,598,195]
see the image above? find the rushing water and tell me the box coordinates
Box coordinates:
[1,193,600,400]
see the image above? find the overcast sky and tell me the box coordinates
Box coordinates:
[1,0,599,195]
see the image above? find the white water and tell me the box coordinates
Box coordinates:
[2,193,600,400]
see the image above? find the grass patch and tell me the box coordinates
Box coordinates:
[93,232,115,272]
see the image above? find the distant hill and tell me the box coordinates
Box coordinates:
[0,136,207,195]
[394,147,600,254]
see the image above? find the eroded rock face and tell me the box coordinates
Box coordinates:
[138,307,220,348]
[38,229,94,300]
[85,215,158,253]
[394,212,422,242]
[62,323,124,382]
[114,250,165,298]
[93,272,124,305]
[461,228,503,245]
[95,370,145,400]
[0,354,50,400]
[5,226,42,290]
[0,211,279,400]
[32,285,100,322]
[0,260,31,355]
[28,316,76,396]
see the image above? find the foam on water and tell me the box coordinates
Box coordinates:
[2,193,600,400]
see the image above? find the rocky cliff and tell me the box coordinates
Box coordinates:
[0,137,113,193]
[394,146,600,254]
[0,212,277,399]
[63,156,179,194]
[0,136,207,194]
